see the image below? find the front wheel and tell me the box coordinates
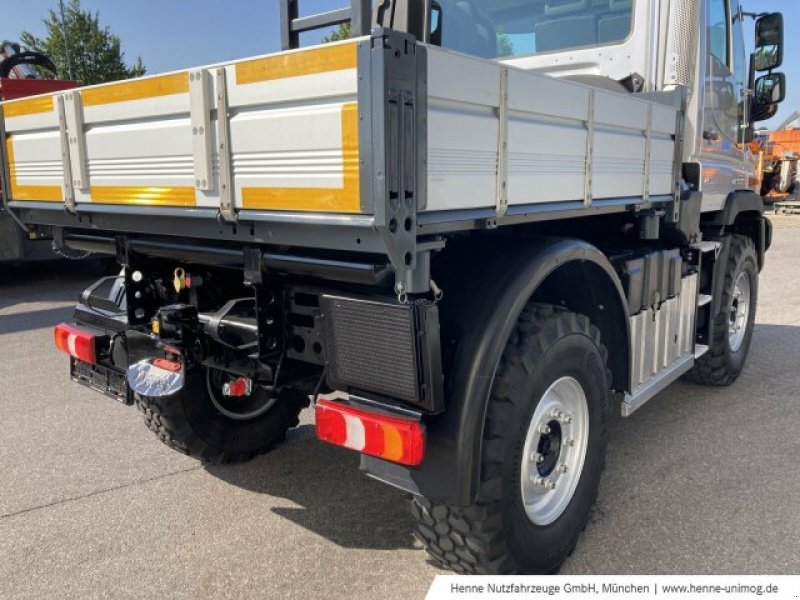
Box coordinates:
[411,304,612,574]
[687,234,759,386]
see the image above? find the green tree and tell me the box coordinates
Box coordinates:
[321,22,351,44]
[20,0,145,85]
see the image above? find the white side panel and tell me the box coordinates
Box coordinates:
[2,39,363,213]
[424,45,680,214]
[230,103,348,191]
[8,130,64,188]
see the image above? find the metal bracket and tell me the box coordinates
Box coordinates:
[189,69,213,192]
[214,67,236,223]
[583,89,595,207]
[63,90,88,190]
[55,95,76,214]
[495,68,509,218]
[368,31,427,293]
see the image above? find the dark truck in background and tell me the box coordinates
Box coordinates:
[1,0,783,574]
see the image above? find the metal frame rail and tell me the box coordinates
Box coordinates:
[279,0,372,50]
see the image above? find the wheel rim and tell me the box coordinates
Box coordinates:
[206,368,276,421]
[728,270,752,353]
[520,376,590,526]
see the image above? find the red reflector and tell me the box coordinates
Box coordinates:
[152,358,181,373]
[54,323,97,365]
[315,399,425,467]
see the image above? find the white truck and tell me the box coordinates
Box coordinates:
[0,0,784,574]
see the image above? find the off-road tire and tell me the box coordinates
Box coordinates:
[134,369,308,464]
[411,304,612,574]
[686,234,758,386]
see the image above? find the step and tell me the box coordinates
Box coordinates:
[691,241,722,254]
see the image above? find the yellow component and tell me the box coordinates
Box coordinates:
[81,72,189,107]
[151,319,161,336]
[241,102,360,213]
[173,268,186,294]
[89,186,196,207]
[380,423,405,463]
[235,43,357,85]
[3,137,62,202]
[0,96,55,118]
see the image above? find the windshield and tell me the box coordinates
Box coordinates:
[434,0,634,59]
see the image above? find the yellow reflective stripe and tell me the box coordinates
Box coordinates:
[81,72,189,107]
[241,102,360,213]
[89,186,196,207]
[3,137,62,202]
[235,43,357,85]
[1,96,55,118]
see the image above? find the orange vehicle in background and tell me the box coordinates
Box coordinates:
[755,111,800,211]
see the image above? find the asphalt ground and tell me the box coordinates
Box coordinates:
[1,215,799,599]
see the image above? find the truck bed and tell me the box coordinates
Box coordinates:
[0,33,680,261]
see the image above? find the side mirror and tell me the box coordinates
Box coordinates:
[752,72,786,122]
[754,13,783,71]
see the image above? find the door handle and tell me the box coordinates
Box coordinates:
[703,130,720,141]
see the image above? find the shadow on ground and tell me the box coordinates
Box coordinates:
[206,425,418,551]
[208,322,800,565]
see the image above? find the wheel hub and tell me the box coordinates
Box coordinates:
[728,270,752,352]
[520,377,589,526]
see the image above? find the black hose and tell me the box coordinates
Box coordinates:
[0,51,58,78]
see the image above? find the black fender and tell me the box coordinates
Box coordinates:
[361,236,630,506]
[704,190,764,228]
[702,190,770,270]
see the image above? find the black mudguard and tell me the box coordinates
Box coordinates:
[361,237,630,506]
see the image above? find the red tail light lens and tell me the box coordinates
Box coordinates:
[315,399,425,467]
[54,323,97,365]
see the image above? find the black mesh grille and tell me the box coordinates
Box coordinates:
[322,296,420,403]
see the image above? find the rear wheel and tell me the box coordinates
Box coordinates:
[687,234,758,386]
[410,304,612,574]
[134,367,308,464]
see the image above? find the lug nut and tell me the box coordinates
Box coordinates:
[565,438,576,447]
[551,408,563,419]
[544,479,557,491]
[558,464,569,474]
[533,476,546,487]
[538,424,551,435]
[562,414,574,424]
[530,452,544,464]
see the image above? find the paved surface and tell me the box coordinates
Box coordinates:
[1,217,799,599]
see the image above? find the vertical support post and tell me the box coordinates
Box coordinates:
[351,0,372,37]
[643,103,653,203]
[215,67,236,223]
[56,95,76,214]
[280,0,299,51]
[583,89,595,207]
[495,68,509,218]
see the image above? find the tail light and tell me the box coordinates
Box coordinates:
[315,399,425,466]
[54,323,97,365]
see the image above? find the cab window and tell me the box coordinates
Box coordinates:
[709,0,730,68]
